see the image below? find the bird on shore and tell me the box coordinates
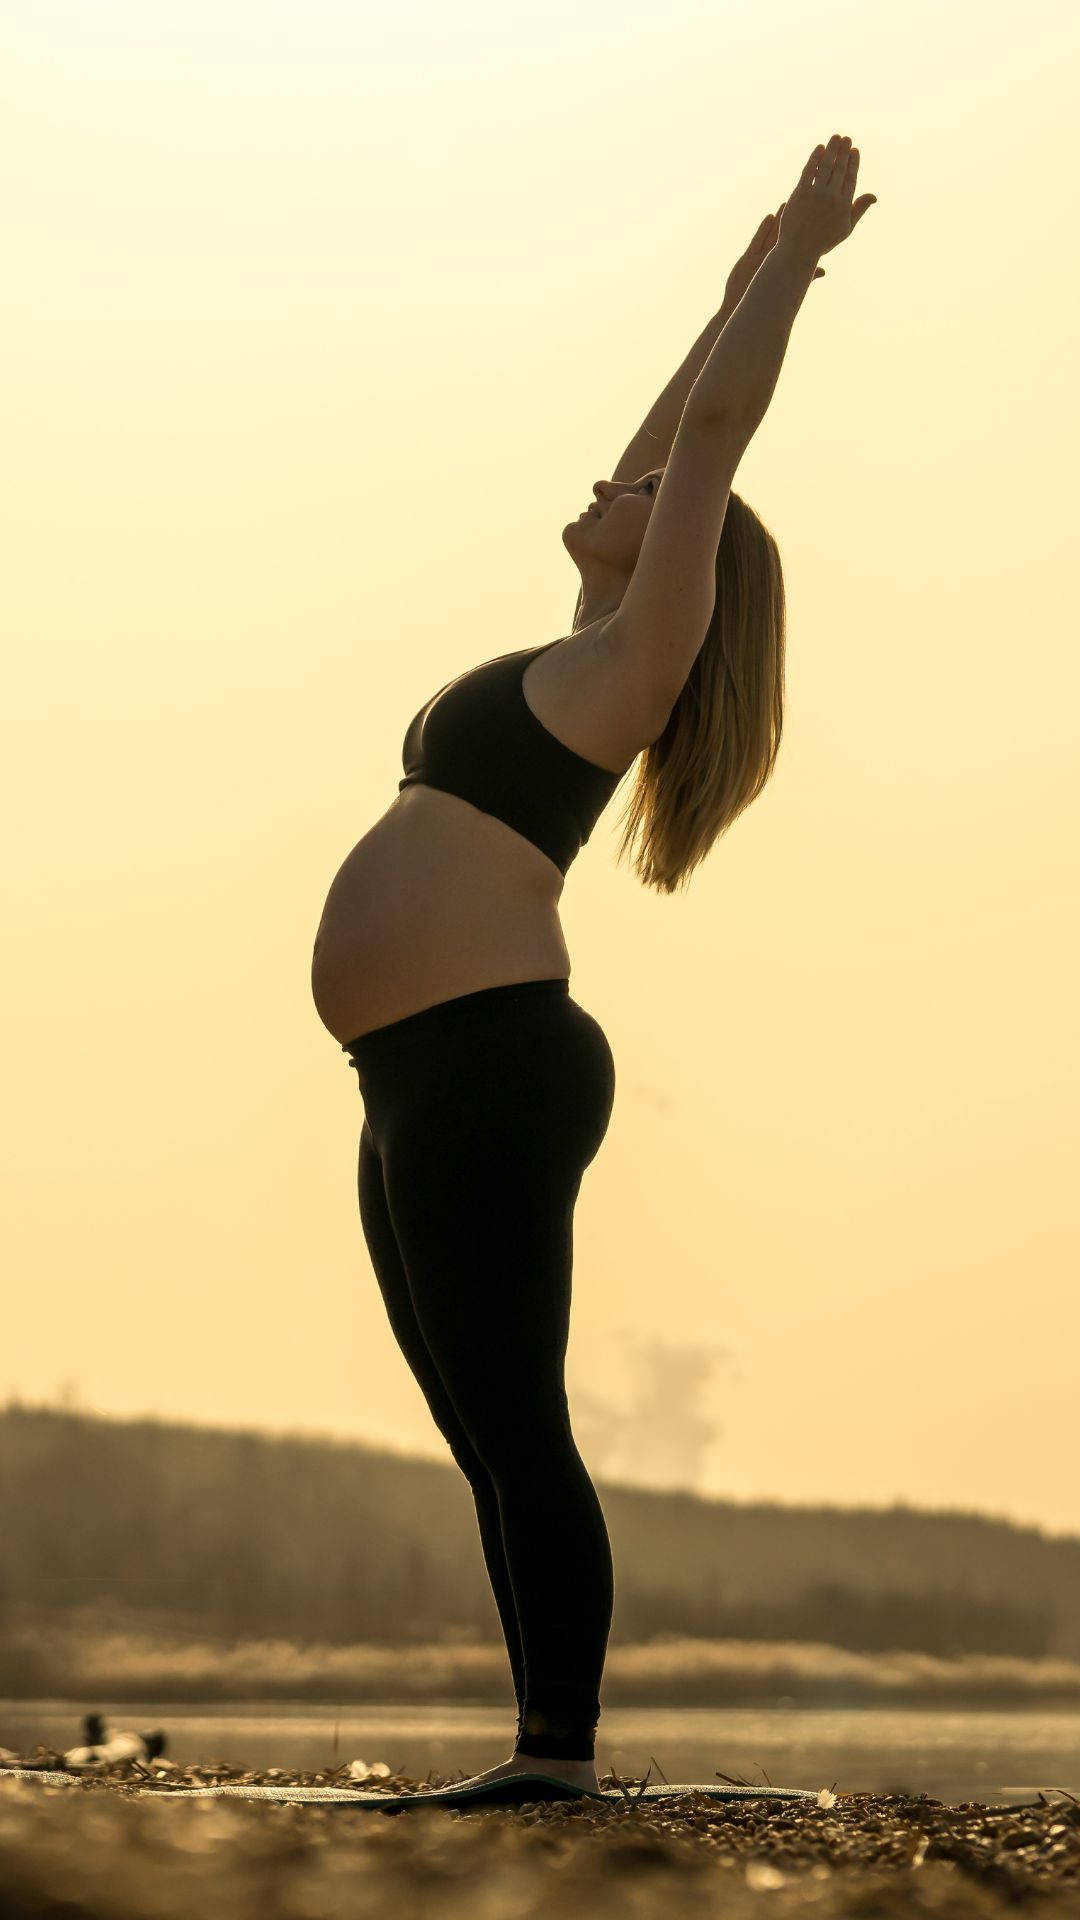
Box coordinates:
[63,1712,167,1769]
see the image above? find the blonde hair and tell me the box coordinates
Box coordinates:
[575,489,786,895]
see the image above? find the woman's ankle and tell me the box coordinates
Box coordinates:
[516,1716,596,1765]
[515,1733,596,1765]
[507,1751,598,1782]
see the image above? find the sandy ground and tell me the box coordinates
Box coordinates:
[0,1751,1077,1918]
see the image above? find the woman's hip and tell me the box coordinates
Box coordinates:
[345,977,615,1174]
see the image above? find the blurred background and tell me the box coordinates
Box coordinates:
[2,1,1078,1784]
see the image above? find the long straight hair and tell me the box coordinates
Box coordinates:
[574,489,786,895]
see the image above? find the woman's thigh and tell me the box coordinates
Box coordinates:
[357,1117,488,1479]
[370,998,616,1465]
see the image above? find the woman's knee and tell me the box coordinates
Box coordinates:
[441,1424,492,1489]
[469,1389,577,1481]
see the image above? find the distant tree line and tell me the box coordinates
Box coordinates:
[0,1403,1074,1661]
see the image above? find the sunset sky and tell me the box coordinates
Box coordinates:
[4,1,1077,1537]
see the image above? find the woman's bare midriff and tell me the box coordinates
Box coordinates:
[310,785,574,1046]
[309,622,664,1047]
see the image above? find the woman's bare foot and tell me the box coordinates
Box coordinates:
[451,1750,600,1795]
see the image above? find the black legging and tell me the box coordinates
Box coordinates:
[343,977,616,1763]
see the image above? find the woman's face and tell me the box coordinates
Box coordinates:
[567,469,663,571]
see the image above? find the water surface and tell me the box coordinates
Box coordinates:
[3,1701,1078,1805]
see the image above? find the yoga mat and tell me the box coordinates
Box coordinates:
[0,1768,820,1811]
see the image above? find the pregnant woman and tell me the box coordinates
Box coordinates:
[311,136,875,1803]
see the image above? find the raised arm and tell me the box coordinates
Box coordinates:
[602,135,876,710]
[685,135,875,434]
[591,230,821,698]
[609,206,826,485]
[610,302,738,485]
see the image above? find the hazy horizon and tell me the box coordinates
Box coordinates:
[3,3,1077,1538]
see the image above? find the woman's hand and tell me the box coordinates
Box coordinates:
[778,134,877,263]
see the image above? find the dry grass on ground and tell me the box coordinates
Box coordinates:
[1,1755,1077,1919]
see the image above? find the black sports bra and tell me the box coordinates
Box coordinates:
[397,639,628,877]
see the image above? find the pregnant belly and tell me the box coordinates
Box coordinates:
[310,788,572,1046]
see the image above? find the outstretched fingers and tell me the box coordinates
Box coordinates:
[822,134,853,191]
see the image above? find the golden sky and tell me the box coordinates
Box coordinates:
[4,1,1077,1535]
